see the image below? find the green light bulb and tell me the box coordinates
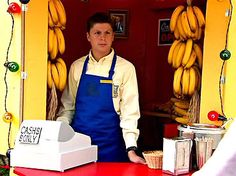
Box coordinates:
[4,62,19,72]
[220,49,231,60]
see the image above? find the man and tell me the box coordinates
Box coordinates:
[57,12,145,164]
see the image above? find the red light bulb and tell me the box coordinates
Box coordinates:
[7,2,21,14]
[208,110,219,121]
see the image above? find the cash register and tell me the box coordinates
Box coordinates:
[10,120,97,172]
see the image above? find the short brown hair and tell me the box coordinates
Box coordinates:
[86,12,115,32]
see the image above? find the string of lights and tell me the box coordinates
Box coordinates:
[2,0,30,158]
[4,0,17,151]
[218,0,233,118]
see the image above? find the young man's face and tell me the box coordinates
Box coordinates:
[87,23,114,59]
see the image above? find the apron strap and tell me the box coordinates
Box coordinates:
[108,53,117,79]
[81,56,89,75]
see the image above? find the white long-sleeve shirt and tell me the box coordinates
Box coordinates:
[57,49,140,148]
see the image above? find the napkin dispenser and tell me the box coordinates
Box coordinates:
[163,137,192,175]
[10,120,97,172]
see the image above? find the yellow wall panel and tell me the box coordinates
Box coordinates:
[0,0,47,154]
[200,0,232,124]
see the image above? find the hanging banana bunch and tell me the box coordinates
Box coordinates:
[47,0,67,91]
[168,0,205,98]
[166,0,205,124]
[47,0,67,120]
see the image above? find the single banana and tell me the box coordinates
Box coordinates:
[175,116,189,124]
[194,67,199,91]
[170,97,182,103]
[168,40,181,65]
[181,68,190,95]
[193,43,203,69]
[47,60,53,89]
[54,0,66,27]
[173,106,188,116]
[57,57,67,90]
[176,15,187,41]
[192,65,201,91]
[174,101,190,110]
[54,27,65,55]
[188,67,197,95]
[170,5,185,32]
[186,5,198,32]
[55,60,63,90]
[197,27,203,40]
[48,11,54,28]
[50,29,58,60]
[57,57,67,71]
[174,26,180,40]
[48,28,54,53]
[185,49,197,68]
[48,0,59,25]
[182,38,193,66]
[56,60,67,91]
[173,42,185,68]
[193,6,205,28]
[173,66,184,95]
[51,62,60,89]
[191,20,199,40]
[171,41,182,67]
[181,11,192,38]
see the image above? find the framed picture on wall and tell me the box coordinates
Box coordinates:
[109,9,129,39]
[158,19,174,46]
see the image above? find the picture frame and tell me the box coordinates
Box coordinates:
[158,18,174,46]
[109,9,129,39]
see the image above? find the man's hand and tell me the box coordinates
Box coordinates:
[128,150,146,164]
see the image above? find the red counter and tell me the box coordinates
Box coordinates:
[14,162,194,176]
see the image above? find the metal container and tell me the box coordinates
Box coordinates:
[178,123,226,149]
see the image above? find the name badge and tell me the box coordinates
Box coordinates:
[113,84,119,98]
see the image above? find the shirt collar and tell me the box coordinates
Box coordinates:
[89,48,114,63]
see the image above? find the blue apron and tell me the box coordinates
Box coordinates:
[71,54,129,162]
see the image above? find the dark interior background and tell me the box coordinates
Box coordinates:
[60,0,205,150]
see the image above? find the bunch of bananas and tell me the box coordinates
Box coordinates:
[47,0,67,91]
[172,98,190,124]
[166,0,205,124]
[169,2,205,41]
[173,64,201,97]
[48,27,65,61]
[47,58,67,91]
[48,0,66,29]
[168,1,205,99]
[168,39,203,69]
[153,97,191,124]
